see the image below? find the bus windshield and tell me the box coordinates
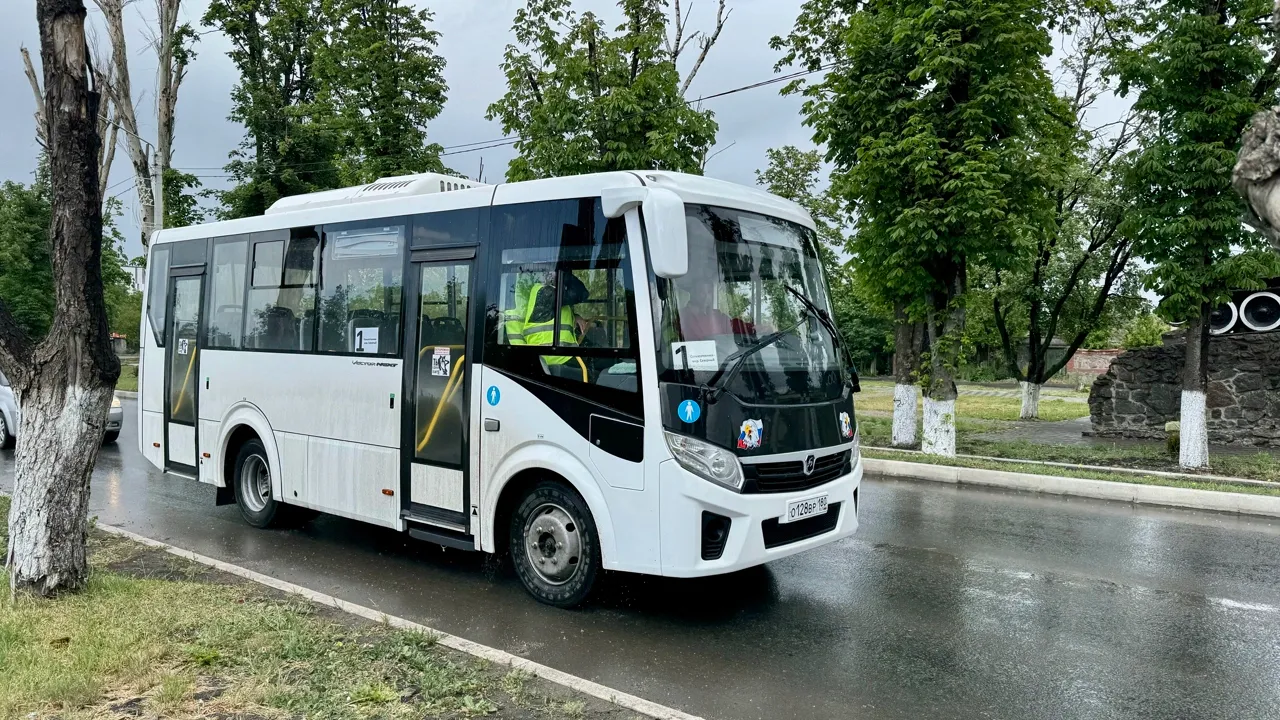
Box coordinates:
[654,204,845,404]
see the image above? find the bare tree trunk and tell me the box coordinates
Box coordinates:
[21,45,118,203]
[2,0,121,597]
[1179,303,1210,469]
[94,0,153,242]
[891,302,920,448]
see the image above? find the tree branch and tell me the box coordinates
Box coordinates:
[678,0,728,97]
[20,47,47,146]
[992,294,1026,382]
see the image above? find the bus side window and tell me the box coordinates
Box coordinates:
[207,237,248,349]
[244,230,319,351]
[317,221,405,356]
[146,246,171,346]
[488,199,640,396]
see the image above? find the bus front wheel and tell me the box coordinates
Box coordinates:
[233,438,283,528]
[509,481,601,608]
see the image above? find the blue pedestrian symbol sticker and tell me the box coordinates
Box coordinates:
[486,386,501,406]
[678,399,701,423]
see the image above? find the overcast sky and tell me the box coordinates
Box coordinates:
[1,0,1127,264]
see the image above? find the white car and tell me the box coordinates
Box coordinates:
[0,368,122,448]
[0,368,16,449]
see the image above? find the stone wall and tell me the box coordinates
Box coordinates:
[1089,331,1280,445]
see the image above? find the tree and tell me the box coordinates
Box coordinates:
[162,167,206,228]
[0,0,121,596]
[91,0,197,245]
[1122,311,1169,349]
[313,0,449,184]
[1111,0,1280,468]
[775,0,1064,455]
[20,42,118,205]
[488,0,727,181]
[204,0,342,219]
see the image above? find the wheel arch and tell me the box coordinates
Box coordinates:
[482,446,617,567]
[216,402,280,500]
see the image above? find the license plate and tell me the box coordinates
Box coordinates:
[781,494,828,524]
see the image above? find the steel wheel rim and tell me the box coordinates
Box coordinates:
[0,414,7,441]
[240,454,271,513]
[523,503,583,586]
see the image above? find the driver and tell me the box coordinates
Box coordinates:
[677,274,757,339]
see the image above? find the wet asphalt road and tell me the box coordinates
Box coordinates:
[4,400,1280,720]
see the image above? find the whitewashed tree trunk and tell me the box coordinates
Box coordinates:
[1019,381,1041,420]
[890,305,923,447]
[8,381,115,594]
[1178,389,1208,469]
[922,397,956,457]
[892,383,918,447]
[1,0,120,597]
[1179,307,1210,469]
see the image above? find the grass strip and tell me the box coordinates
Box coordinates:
[0,496,641,720]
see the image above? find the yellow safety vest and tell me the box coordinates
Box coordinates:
[523,282,577,365]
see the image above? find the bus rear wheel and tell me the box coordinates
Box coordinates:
[233,438,284,528]
[509,481,601,608]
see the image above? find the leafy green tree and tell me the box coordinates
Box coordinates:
[984,11,1145,419]
[1111,0,1280,467]
[775,0,1064,455]
[488,0,725,181]
[1121,311,1169,349]
[203,0,343,219]
[314,0,449,184]
[163,168,207,229]
[0,177,54,340]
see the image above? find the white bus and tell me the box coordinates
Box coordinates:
[139,170,863,606]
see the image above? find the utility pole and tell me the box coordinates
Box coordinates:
[151,152,164,236]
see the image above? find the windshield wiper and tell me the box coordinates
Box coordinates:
[702,315,808,403]
[785,285,843,349]
[786,284,860,392]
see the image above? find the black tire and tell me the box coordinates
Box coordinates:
[0,414,13,449]
[509,480,601,608]
[102,430,119,444]
[232,438,284,528]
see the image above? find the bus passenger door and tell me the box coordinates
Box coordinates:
[164,272,203,473]
[403,251,474,539]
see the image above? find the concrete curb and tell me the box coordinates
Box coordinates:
[863,457,1280,519]
[114,390,138,399]
[94,522,701,720]
[867,445,1280,489]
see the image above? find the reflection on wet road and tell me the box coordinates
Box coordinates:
[3,400,1279,719]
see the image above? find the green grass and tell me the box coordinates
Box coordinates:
[0,496,616,720]
[862,448,1280,497]
[855,392,1089,422]
[114,364,138,393]
[856,414,1280,486]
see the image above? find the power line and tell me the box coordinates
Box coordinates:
[169,62,838,173]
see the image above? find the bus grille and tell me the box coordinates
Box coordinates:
[743,450,850,494]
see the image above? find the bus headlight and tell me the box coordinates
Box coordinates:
[851,425,860,462]
[663,431,744,491]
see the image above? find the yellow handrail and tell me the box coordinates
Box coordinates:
[575,356,588,383]
[170,345,198,415]
[417,353,465,454]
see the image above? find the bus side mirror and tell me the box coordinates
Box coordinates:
[602,186,688,278]
[849,364,861,393]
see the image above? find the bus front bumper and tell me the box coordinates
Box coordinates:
[657,457,862,578]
